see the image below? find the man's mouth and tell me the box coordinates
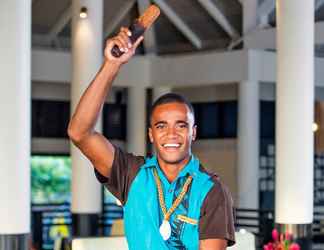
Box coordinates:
[162,143,181,148]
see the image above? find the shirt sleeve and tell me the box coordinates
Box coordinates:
[94,144,145,205]
[199,177,236,246]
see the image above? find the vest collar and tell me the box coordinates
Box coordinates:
[143,154,199,178]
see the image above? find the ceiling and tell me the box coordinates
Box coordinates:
[31,0,324,56]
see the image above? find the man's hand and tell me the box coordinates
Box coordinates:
[104,27,144,65]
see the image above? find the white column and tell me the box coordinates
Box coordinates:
[276,0,314,224]
[237,81,259,209]
[127,87,147,156]
[0,0,31,235]
[71,0,103,214]
[237,0,260,209]
[243,0,258,48]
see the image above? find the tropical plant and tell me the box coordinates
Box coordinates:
[31,156,71,203]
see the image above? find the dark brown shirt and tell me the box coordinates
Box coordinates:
[95,145,235,246]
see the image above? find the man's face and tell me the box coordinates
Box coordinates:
[149,102,197,165]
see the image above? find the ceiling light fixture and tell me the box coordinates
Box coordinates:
[80,7,88,19]
[313,122,319,132]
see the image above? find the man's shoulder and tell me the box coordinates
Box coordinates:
[113,144,146,168]
[197,164,233,205]
[197,164,220,185]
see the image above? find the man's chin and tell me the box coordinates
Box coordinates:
[158,153,188,165]
[162,158,182,165]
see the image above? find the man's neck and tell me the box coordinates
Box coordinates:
[157,156,191,183]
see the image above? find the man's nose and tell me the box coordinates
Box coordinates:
[166,127,177,137]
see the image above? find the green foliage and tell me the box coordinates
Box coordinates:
[31,156,71,204]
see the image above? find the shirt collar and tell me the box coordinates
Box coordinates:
[143,154,199,178]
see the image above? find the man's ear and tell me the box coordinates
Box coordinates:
[192,125,197,141]
[148,127,154,143]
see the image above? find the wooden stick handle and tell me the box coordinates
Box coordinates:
[111,5,160,58]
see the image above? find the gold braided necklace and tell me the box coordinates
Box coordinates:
[153,168,193,241]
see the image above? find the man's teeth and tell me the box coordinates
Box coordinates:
[163,143,180,148]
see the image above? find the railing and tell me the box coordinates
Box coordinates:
[313,209,324,244]
[31,204,324,250]
[99,202,124,235]
[31,202,123,250]
[32,203,72,250]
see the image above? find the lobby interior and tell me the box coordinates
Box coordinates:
[1,0,324,249]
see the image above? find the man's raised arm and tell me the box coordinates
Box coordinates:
[68,28,143,178]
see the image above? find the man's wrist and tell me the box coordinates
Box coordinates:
[103,59,122,72]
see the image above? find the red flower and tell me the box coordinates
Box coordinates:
[272,229,279,242]
[263,243,274,250]
[289,243,300,250]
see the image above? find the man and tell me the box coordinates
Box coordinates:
[68,27,235,250]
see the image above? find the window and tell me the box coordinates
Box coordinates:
[193,101,237,139]
[260,101,275,139]
[32,100,70,138]
[103,104,127,140]
[32,100,127,140]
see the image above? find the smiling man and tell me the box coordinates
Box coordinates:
[68,27,235,250]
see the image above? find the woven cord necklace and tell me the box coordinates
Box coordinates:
[153,168,193,241]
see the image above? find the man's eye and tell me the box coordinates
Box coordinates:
[178,123,188,129]
[156,124,165,129]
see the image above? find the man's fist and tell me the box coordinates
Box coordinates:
[104,27,144,64]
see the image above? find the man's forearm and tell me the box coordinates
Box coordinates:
[68,27,144,145]
[68,60,121,142]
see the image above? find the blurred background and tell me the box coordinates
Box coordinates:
[1,0,324,249]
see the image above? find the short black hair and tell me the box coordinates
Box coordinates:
[150,93,195,124]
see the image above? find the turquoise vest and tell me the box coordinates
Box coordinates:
[123,155,215,250]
